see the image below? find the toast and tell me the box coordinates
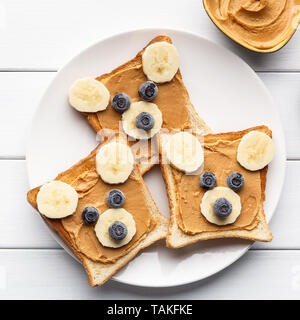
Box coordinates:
[27,140,168,286]
[159,125,273,248]
[80,35,211,175]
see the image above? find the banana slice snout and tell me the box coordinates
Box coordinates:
[96,142,134,184]
[69,78,110,112]
[200,187,241,226]
[142,41,179,83]
[164,132,204,173]
[122,101,162,140]
[95,208,136,248]
[237,131,275,171]
[36,181,78,219]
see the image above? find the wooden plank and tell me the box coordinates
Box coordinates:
[0,0,299,71]
[0,72,55,157]
[0,160,58,248]
[0,72,299,158]
[259,73,300,160]
[0,249,300,299]
[253,160,300,249]
[0,160,299,249]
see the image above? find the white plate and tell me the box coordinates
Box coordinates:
[26,28,286,288]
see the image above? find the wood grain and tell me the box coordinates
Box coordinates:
[0,72,55,157]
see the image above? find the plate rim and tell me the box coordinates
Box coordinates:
[26,27,286,288]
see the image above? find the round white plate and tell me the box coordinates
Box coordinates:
[27,28,286,288]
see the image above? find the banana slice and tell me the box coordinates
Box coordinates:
[200,187,241,226]
[237,131,275,171]
[95,208,136,248]
[69,78,110,112]
[164,132,204,173]
[96,142,134,184]
[36,181,78,219]
[142,42,179,83]
[122,101,162,140]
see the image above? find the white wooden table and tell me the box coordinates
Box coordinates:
[1,0,300,300]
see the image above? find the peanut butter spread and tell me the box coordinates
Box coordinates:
[59,156,157,264]
[205,0,300,51]
[97,66,190,132]
[175,138,261,234]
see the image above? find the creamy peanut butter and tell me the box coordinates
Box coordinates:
[175,138,261,234]
[97,66,190,132]
[204,0,300,51]
[60,156,157,264]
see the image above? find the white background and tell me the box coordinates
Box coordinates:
[0,0,300,299]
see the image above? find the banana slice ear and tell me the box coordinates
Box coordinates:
[69,78,110,112]
[142,42,179,83]
[36,181,78,219]
[163,132,204,173]
[237,131,275,171]
[95,142,134,184]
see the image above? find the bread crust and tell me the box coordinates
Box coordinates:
[159,125,273,248]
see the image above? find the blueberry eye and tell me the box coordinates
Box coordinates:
[81,206,99,224]
[138,81,158,101]
[227,172,245,191]
[199,171,217,190]
[106,189,125,208]
[112,93,131,113]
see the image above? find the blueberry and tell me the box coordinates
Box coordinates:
[81,207,99,225]
[138,81,158,101]
[109,221,128,241]
[112,93,131,113]
[106,189,125,208]
[199,172,217,190]
[135,112,154,131]
[213,198,232,218]
[227,172,245,191]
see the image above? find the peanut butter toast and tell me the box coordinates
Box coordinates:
[27,139,168,286]
[159,125,273,248]
[68,35,210,175]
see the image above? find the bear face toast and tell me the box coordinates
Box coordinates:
[27,139,168,286]
[68,35,211,175]
[158,125,274,248]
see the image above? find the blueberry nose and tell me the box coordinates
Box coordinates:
[135,112,154,131]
